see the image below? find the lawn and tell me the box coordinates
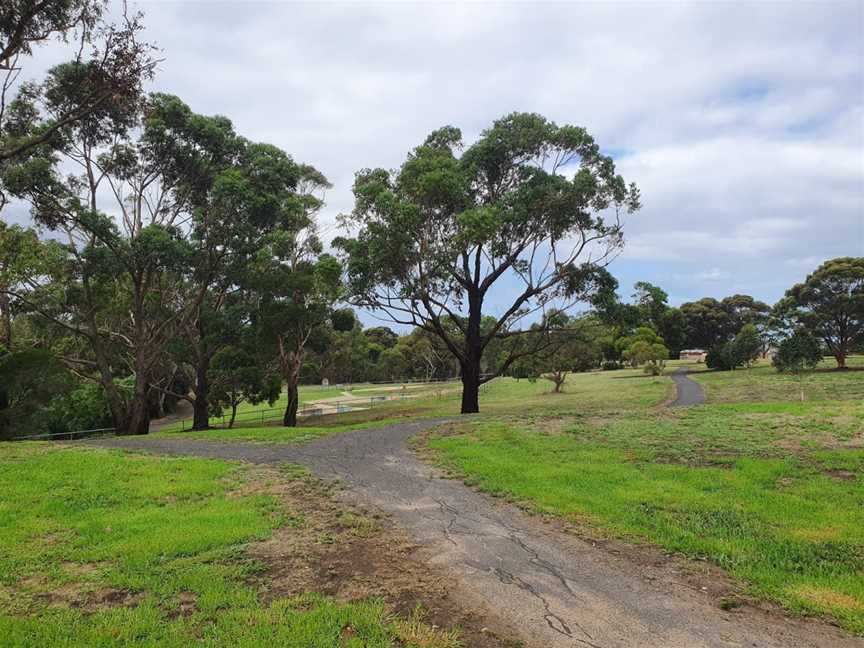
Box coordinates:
[689,356,864,403]
[0,444,465,647]
[424,358,864,634]
[156,368,672,443]
[159,381,455,433]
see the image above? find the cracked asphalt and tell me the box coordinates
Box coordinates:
[87,420,861,648]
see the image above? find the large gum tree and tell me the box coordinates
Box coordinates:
[336,113,640,414]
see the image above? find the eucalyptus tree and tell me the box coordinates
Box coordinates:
[141,95,306,430]
[0,74,199,435]
[520,311,603,392]
[774,257,864,369]
[0,1,156,170]
[336,113,640,413]
[209,343,280,429]
[250,166,341,426]
[0,221,62,350]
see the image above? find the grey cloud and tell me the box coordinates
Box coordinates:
[6,0,863,315]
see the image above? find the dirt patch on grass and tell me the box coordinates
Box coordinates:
[19,569,145,613]
[243,465,520,648]
[791,586,864,614]
[824,469,859,482]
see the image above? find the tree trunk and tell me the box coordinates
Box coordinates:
[460,358,481,414]
[283,380,299,427]
[192,352,211,430]
[92,348,129,436]
[460,290,483,415]
[0,287,11,350]
[834,351,847,370]
[282,346,303,427]
[554,372,566,393]
[122,373,151,435]
[229,402,237,429]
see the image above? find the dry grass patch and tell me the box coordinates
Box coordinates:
[244,463,518,648]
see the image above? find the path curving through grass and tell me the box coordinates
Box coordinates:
[86,419,860,648]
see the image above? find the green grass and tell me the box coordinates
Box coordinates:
[154,417,409,443]
[0,444,459,647]
[689,356,864,403]
[158,381,451,433]
[425,360,864,634]
[154,369,671,442]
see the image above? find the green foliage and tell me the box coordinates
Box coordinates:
[39,381,117,434]
[773,330,823,375]
[733,323,763,368]
[627,340,669,375]
[775,257,864,369]
[0,1,155,162]
[705,342,737,371]
[336,112,640,413]
[0,349,71,439]
[681,295,770,350]
[209,345,281,427]
[706,323,764,371]
[618,327,668,373]
[658,308,687,359]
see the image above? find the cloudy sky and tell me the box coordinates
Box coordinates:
[8,0,864,321]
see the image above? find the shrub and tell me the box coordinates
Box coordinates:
[773,330,822,374]
[772,330,824,401]
[706,343,734,370]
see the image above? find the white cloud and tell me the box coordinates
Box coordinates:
[4,0,863,319]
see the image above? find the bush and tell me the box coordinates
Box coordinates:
[38,382,116,434]
[773,330,822,374]
[602,360,623,371]
[706,343,737,370]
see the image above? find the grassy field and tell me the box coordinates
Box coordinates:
[423,358,864,634]
[157,369,671,442]
[0,444,469,647]
[6,358,861,640]
[160,381,459,433]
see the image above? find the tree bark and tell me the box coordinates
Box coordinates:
[460,289,483,414]
[282,342,303,427]
[229,402,237,429]
[283,380,299,427]
[460,357,481,414]
[123,372,151,435]
[192,354,210,430]
[0,288,11,350]
[553,371,566,392]
[834,351,847,369]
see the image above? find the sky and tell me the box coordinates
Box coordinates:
[5,0,864,326]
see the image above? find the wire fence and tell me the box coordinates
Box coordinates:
[13,427,118,442]
[10,378,464,441]
[178,390,435,431]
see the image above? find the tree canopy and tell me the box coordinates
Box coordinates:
[336,112,640,413]
[774,257,864,369]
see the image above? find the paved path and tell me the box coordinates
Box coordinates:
[670,368,707,406]
[87,422,860,648]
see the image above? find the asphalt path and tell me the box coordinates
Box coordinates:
[87,420,860,648]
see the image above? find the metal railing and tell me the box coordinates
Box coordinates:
[9,379,464,440]
[13,427,117,441]
[178,391,418,431]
